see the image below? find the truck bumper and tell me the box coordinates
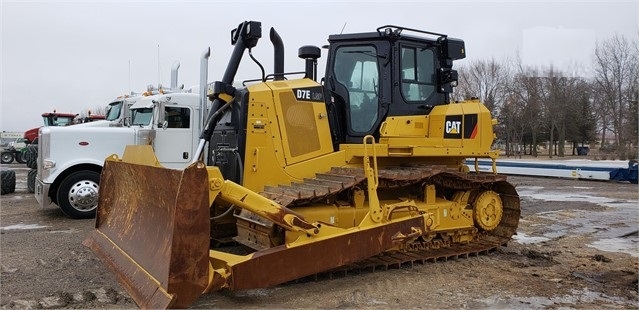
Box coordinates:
[35,178,52,208]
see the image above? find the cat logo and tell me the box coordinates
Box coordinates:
[445,120,461,134]
[443,114,478,139]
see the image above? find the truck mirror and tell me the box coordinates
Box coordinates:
[122,104,131,126]
[153,100,166,129]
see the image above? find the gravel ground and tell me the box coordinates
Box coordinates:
[1,163,637,309]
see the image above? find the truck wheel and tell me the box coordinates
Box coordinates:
[26,145,38,169]
[27,169,37,193]
[1,152,15,164]
[1,169,16,195]
[56,171,100,219]
[15,150,27,164]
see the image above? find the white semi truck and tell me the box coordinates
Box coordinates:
[34,55,210,218]
[25,62,184,194]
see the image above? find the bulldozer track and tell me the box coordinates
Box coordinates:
[261,165,521,280]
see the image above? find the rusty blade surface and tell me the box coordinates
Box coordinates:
[222,216,426,290]
[83,158,210,309]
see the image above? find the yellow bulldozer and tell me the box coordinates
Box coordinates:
[84,21,520,308]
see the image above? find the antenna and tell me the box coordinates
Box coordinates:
[157,44,161,88]
[340,22,347,34]
[128,60,131,94]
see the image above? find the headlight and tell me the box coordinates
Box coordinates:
[42,159,56,170]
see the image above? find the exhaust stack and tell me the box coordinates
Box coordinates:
[199,47,211,134]
[270,28,284,81]
[170,61,180,89]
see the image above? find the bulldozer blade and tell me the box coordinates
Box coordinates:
[84,150,210,309]
[210,215,426,291]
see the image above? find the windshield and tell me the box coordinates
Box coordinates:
[131,108,153,126]
[106,101,123,121]
[44,116,75,126]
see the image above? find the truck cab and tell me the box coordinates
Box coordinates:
[129,93,199,166]
[35,91,204,218]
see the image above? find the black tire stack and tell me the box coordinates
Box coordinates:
[15,150,27,164]
[26,144,38,169]
[1,168,16,195]
[25,144,38,193]
[27,169,37,193]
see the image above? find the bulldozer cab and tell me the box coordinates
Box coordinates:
[323,26,465,144]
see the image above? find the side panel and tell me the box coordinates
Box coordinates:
[430,100,494,152]
[242,83,289,192]
[362,100,496,160]
[242,80,337,192]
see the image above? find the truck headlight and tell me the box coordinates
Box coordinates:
[42,159,56,170]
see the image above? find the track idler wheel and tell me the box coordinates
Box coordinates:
[472,190,503,231]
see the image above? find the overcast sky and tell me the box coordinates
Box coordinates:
[1,0,637,132]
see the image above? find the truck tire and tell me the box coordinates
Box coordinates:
[1,169,16,195]
[27,169,37,193]
[1,152,14,164]
[26,145,38,169]
[56,170,100,219]
[15,150,27,164]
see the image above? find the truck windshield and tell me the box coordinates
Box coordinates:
[44,116,75,126]
[131,108,153,126]
[106,101,123,121]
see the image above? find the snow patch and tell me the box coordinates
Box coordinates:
[1,223,49,231]
[478,287,629,308]
[512,232,550,244]
[588,237,639,258]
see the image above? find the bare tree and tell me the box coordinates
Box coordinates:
[567,87,597,155]
[506,57,546,157]
[456,58,510,113]
[498,94,527,157]
[591,34,639,157]
[542,68,566,157]
[539,68,593,158]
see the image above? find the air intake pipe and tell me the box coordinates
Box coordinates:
[270,28,285,81]
[298,45,321,81]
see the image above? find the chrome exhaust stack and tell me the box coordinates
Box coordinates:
[170,61,181,90]
[199,47,211,137]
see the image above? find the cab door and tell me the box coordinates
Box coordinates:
[330,45,383,137]
[153,106,193,168]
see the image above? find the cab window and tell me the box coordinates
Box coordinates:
[165,107,190,128]
[400,46,436,102]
